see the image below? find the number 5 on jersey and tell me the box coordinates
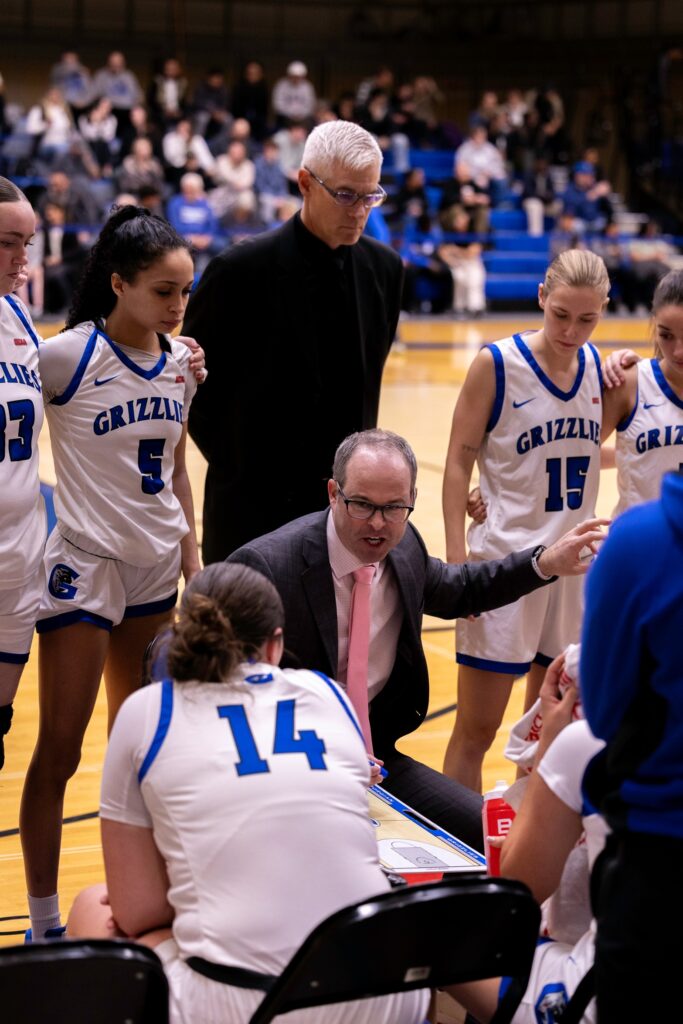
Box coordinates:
[218,699,327,776]
[138,438,166,494]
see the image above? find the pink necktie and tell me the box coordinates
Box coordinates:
[346,565,376,754]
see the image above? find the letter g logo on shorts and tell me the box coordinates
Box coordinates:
[48,563,81,601]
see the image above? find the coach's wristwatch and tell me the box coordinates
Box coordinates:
[531,545,554,581]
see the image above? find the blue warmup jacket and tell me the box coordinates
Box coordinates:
[581,470,683,838]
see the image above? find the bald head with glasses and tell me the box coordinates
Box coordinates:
[298,121,387,248]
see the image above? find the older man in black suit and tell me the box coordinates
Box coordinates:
[228,429,606,850]
[184,120,403,564]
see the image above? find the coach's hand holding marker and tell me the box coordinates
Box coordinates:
[536,518,611,578]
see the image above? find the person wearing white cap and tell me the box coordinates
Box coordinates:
[272,60,316,127]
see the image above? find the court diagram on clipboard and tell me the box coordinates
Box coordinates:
[369,784,486,875]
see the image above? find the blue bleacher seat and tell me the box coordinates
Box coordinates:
[492,232,551,253]
[408,149,454,182]
[483,253,549,275]
[489,209,527,231]
[485,274,541,301]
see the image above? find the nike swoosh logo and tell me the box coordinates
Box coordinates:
[643,401,664,409]
[512,398,536,408]
[94,375,119,387]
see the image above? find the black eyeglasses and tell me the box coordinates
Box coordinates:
[335,484,414,524]
[304,167,387,209]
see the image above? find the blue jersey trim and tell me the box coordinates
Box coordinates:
[100,329,167,381]
[50,328,99,406]
[513,333,586,402]
[456,652,530,675]
[124,591,178,620]
[0,650,30,664]
[311,670,366,746]
[36,609,113,634]
[4,295,40,349]
[485,344,505,432]
[588,342,604,395]
[138,678,174,783]
[652,357,683,410]
[616,380,639,432]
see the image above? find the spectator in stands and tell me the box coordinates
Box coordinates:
[357,87,410,173]
[52,135,101,188]
[231,60,269,142]
[399,212,453,314]
[355,65,396,109]
[147,57,188,130]
[502,88,529,131]
[167,172,221,276]
[25,87,75,166]
[191,68,232,148]
[116,137,165,196]
[531,85,571,165]
[78,98,118,174]
[560,160,613,234]
[272,61,316,128]
[455,119,508,206]
[209,139,257,226]
[40,200,88,314]
[437,207,487,317]
[254,137,297,224]
[118,103,163,162]
[227,117,257,158]
[272,119,308,195]
[38,169,100,228]
[473,90,500,129]
[622,218,681,310]
[92,51,143,136]
[162,117,216,189]
[438,160,491,235]
[50,51,93,117]
[333,91,359,122]
[521,153,559,236]
[388,166,429,229]
[411,75,445,146]
[136,182,165,218]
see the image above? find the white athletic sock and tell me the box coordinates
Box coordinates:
[28,893,61,939]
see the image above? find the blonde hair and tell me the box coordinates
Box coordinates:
[541,249,610,304]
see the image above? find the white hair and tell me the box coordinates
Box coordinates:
[180,172,204,192]
[301,121,383,176]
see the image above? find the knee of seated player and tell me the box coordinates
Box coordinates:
[67,883,117,939]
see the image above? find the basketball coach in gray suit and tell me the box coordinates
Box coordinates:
[228,429,607,850]
[184,120,403,564]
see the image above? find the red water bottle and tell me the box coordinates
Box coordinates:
[482,780,515,876]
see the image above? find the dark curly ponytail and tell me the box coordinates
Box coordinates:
[166,563,285,683]
[65,205,191,330]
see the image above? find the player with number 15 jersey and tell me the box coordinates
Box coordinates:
[441,250,610,792]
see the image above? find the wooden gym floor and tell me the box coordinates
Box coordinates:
[0,311,650,943]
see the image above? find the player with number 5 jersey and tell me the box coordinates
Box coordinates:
[21,206,202,943]
[441,250,610,792]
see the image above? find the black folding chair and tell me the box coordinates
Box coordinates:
[0,938,169,1023]
[248,874,541,1024]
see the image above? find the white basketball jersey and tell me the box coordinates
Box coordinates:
[468,334,602,559]
[0,296,46,588]
[101,664,390,974]
[614,358,683,517]
[44,323,196,567]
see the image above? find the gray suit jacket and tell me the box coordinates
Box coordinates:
[228,510,549,757]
